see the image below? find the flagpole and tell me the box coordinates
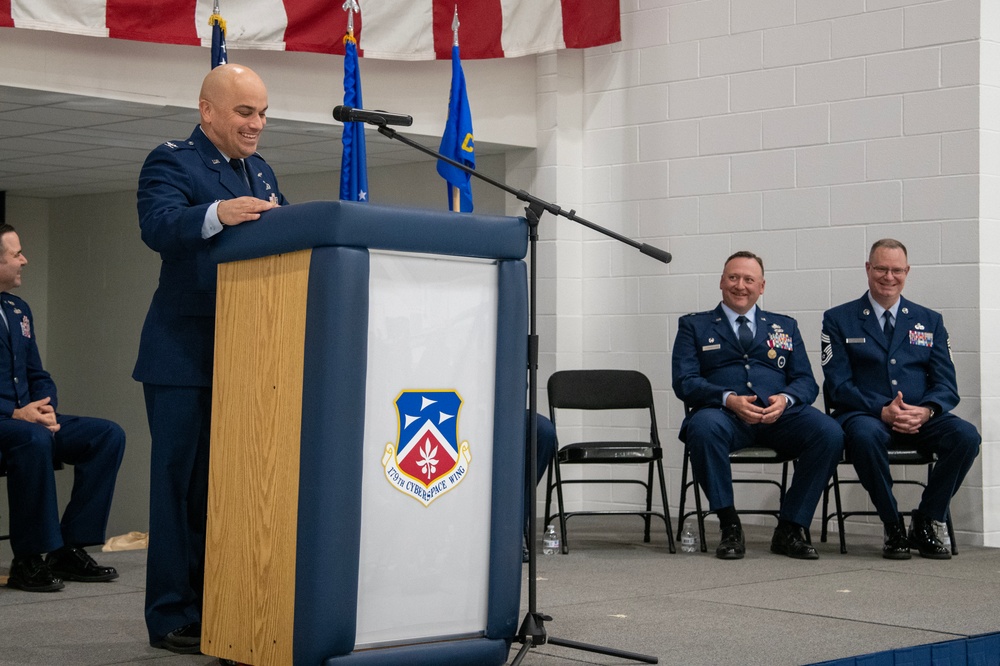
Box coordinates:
[339,0,369,203]
[208,0,228,69]
[437,6,475,212]
[449,7,462,214]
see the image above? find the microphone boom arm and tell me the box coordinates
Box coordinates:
[375,125,671,264]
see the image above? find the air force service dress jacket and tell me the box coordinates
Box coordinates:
[133,126,288,388]
[672,304,819,438]
[821,294,959,421]
[0,294,57,417]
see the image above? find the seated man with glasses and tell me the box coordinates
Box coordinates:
[821,238,980,560]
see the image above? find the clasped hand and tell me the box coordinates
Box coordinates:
[881,391,931,434]
[11,396,60,433]
[726,393,787,425]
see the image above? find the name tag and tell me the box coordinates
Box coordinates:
[702,344,721,351]
[846,338,866,344]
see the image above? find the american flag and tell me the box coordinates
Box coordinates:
[1,0,620,61]
[209,5,227,68]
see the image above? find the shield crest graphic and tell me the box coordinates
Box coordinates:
[382,390,472,506]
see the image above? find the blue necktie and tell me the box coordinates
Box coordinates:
[883,311,894,341]
[737,315,753,351]
[230,158,251,192]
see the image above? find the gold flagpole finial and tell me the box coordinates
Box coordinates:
[452,5,460,47]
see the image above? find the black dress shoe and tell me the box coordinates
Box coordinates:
[46,545,119,582]
[6,554,65,592]
[151,622,202,655]
[770,523,819,559]
[716,523,745,560]
[882,516,911,560]
[908,512,951,560]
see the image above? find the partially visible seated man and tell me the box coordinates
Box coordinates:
[0,224,126,592]
[821,238,980,559]
[523,411,556,560]
[672,251,842,560]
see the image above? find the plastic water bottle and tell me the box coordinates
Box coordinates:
[680,525,698,553]
[542,524,560,555]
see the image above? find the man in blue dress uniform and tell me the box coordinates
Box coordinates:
[821,239,980,559]
[0,225,125,592]
[134,63,288,654]
[672,251,842,560]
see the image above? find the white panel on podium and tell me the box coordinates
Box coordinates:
[356,251,498,647]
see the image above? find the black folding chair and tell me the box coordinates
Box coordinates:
[543,369,675,554]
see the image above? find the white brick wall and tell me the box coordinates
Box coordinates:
[538,0,995,544]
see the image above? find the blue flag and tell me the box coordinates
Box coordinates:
[437,45,475,212]
[340,36,369,202]
[209,13,227,69]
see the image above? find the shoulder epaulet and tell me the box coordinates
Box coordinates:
[161,139,195,151]
[681,310,711,318]
[760,309,795,322]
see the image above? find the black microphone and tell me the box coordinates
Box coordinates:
[333,105,413,127]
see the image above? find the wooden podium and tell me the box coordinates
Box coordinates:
[203,201,528,666]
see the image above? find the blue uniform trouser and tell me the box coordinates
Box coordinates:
[841,412,980,525]
[524,412,557,535]
[142,384,211,644]
[684,405,843,528]
[0,413,125,557]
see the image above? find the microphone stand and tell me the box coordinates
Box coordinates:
[372,120,669,665]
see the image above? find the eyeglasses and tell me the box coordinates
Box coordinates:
[869,265,908,277]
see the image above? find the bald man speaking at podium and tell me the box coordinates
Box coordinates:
[134,63,288,655]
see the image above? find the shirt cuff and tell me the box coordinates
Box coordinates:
[202,201,224,239]
[780,393,795,408]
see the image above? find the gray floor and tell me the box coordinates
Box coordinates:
[1,518,998,666]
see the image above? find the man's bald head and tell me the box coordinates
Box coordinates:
[199,64,269,159]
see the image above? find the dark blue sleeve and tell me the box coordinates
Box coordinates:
[136,145,215,255]
[672,315,726,409]
[22,302,58,411]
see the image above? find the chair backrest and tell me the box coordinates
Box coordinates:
[547,369,654,411]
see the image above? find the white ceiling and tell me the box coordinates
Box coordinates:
[0,85,497,200]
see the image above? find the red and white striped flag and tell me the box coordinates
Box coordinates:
[2,0,620,60]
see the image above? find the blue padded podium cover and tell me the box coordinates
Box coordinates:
[293,246,371,665]
[210,200,528,264]
[487,259,529,642]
